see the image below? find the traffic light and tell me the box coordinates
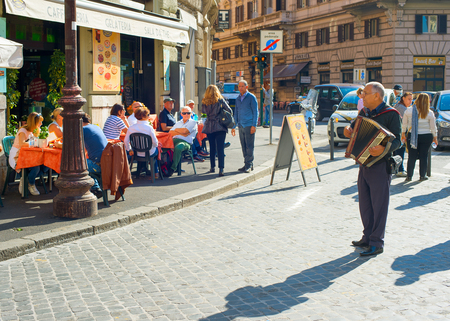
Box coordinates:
[252,55,259,63]
[260,54,268,69]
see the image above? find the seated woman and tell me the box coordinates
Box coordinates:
[9,112,49,196]
[103,103,129,140]
[124,106,159,178]
[48,108,63,140]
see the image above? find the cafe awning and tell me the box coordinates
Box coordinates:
[264,62,309,81]
[5,0,190,43]
[0,37,23,69]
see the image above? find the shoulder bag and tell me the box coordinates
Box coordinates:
[218,99,235,129]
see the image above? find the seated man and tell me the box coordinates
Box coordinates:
[159,98,176,132]
[167,106,198,177]
[82,113,108,197]
[187,99,208,161]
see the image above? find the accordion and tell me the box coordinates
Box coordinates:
[345,116,395,167]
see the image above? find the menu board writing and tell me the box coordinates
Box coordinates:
[93,29,120,92]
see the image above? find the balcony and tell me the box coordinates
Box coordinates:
[234,11,293,37]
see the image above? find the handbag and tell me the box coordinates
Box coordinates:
[218,99,235,129]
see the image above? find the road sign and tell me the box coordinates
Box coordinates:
[260,30,283,54]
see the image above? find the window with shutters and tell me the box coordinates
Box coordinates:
[248,42,257,56]
[295,32,308,48]
[212,49,219,61]
[297,0,308,8]
[338,23,354,42]
[235,5,244,24]
[364,18,379,38]
[316,27,330,45]
[247,2,254,19]
[415,15,447,34]
[235,45,242,58]
[276,0,286,11]
[223,47,231,60]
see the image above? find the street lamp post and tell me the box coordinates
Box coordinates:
[53,0,98,218]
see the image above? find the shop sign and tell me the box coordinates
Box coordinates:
[5,0,189,43]
[218,10,230,30]
[413,56,446,66]
[236,71,244,77]
[366,59,382,68]
[29,78,47,101]
[341,61,354,70]
[93,29,121,92]
[317,63,330,72]
[300,76,311,84]
[295,53,309,60]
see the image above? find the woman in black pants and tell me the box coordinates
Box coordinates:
[401,93,438,182]
[202,85,233,177]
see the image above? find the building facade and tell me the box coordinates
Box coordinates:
[0,0,218,185]
[213,0,450,103]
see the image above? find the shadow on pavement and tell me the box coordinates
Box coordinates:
[219,185,299,200]
[391,240,450,286]
[199,252,368,320]
[394,186,450,210]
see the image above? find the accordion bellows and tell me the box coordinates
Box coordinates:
[345,116,395,167]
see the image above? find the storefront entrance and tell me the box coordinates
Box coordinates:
[413,56,445,92]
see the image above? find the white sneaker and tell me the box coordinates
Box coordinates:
[396,171,407,177]
[28,184,40,196]
[18,177,23,194]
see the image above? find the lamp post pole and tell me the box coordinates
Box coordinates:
[53,0,98,218]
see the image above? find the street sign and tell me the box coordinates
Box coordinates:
[260,30,283,54]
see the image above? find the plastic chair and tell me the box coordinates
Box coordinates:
[177,144,197,176]
[2,136,48,198]
[128,133,162,183]
[89,171,125,207]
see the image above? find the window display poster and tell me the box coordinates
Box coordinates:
[93,29,120,92]
[163,48,170,91]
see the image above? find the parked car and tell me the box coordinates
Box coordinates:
[327,89,396,146]
[430,90,450,150]
[314,83,363,121]
[413,91,436,103]
[220,83,240,114]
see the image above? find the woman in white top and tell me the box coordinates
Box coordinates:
[124,106,159,177]
[9,112,49,195]
[401,93,438,182]
[48,108,63,139]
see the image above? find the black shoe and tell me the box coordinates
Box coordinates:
[360,246,383,256]
[167,168,174,177]
[419,176,428,181]
[352,239,369,247]
[218,169,224,177]
[405,177,412,182]
[238,166,246,172]
[91,188,103,199]
[209,168,215,173]
[224,142,231,149]
[243,167,251,173]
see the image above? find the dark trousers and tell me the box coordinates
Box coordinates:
[357,162,391,248]
[406,133,433,179]
[207,131,226,169]
[393,145,405,172]
[238,126,255,168]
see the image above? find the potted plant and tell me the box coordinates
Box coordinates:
[34,126,49,148]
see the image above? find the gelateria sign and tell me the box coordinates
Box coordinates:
[414,56,446,66]
[5,0,189,43]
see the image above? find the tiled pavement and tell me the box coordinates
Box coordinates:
[0,152,449,321]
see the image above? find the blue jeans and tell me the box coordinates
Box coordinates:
[24,165,49,185]
[87,159,101,190]
[264,105,271,125]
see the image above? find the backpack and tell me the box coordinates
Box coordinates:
[160,149,174,177]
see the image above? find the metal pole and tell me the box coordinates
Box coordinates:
[269,53,273,144]
[330,119,334,160]
[53,0,97,218]
[259,53,264,126]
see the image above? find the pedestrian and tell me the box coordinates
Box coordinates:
[159,98,176,132]
[231,80,259,173]
[263,82,273,128]
[103,103,129,140]
[356,87,364,111]
[343,82,402,256]
[402,93,438,182]
[393,84,403,106]
[202,85,233,177]
[393,92,413,177]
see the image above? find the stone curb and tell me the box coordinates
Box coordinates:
[0,161,274,262]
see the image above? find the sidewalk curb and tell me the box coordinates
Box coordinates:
[0,161,274,262]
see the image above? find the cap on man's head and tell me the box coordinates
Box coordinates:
[393,84,403,90]
[164,98,175,103]
[187,100,195,105]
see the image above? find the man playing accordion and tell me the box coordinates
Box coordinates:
[344,82,402,256]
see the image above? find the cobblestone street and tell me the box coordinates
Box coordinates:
[1,152,449,321]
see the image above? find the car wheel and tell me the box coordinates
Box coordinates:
[315,109,323,121]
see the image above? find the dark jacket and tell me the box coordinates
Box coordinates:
[202,98,232,134]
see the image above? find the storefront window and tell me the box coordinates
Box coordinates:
[320,73,330,84]
[342,71,353,83]
[413,66,444,92]
[368,68,382,83]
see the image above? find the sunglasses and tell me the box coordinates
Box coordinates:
[181,112,191,115]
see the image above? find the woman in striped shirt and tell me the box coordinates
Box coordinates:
[103,103,130,139]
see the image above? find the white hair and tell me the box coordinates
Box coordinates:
[238,79,248,86]
[181,106,191,112]
[366,82,385,100]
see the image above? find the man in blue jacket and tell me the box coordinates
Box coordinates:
[231,80,259,173]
